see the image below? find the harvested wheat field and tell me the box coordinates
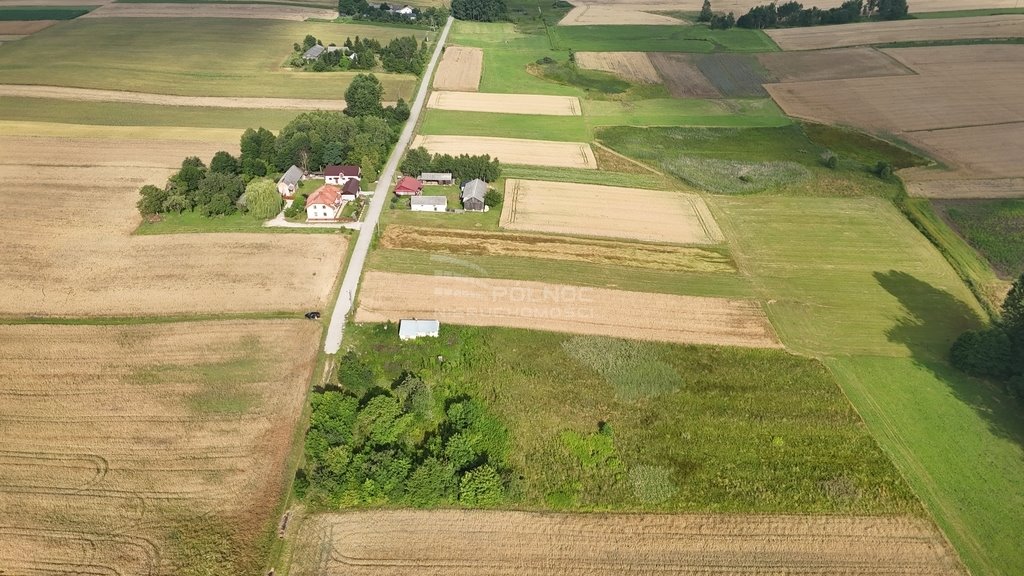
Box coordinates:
[82,2,337,19]
[768,15,1024,50]
[0,20,57,35]
[0,135,347,316]
[647,52,720,98]
[902,122,1024,180]
[0,320,320,575]
[433,46,483,92]
[904,177,1024,199]
[559,3,685,25]
[502,179,723,244]
[411,135,597,169]
[574,51,661,84]
[428,90,581,116]
[759,47,913,82]
[289,510,964,576]
[356,271,779,347]
[562,0,1024,14]
[0,84,347,110]
[381,225,736,272]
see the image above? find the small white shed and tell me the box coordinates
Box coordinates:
[411,196,447,212]
[399,319,439,340]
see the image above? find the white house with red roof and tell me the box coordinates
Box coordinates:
[323,165,361,186]
[305,184,344,221]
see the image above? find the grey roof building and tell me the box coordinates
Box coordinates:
[399,319,439,340]
[277,165,304,197]
[419,172,453,184]
[460,179,487,212]
[302,44,325,60]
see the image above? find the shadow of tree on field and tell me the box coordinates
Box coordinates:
[875,270,1024,448]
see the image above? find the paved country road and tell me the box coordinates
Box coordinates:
[323,16,454,354]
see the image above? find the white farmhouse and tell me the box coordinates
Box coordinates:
[305,184,344,222]
[411,196,447,212]
[323,165,361,186]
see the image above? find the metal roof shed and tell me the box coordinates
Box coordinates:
[399,319,440,340]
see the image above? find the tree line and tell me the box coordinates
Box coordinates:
[136,154,283,218]
[451,0,507,22]
[297,351,509,508]
[698,0,908,29]
[339,0,449,26]
[951,274,1024,400]
[400,146,502,183]
[292,34,430,76]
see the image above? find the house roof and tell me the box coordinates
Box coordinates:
[396,176,423,192]
[342,179,360,195]
[279,165,303,186]
[303,45,325,59]
[461,179,487,201]
[412,195,447,206]
[419,172,452,181]
[305,185,342,208]
[324,165,361,178]
[399,319,439,339]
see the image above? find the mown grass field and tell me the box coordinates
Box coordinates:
[551,25,779,53]
[0,18,420,98]
[342,323,918,514]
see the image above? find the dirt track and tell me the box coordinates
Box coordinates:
[356,271,779,347]
[0,84,347,110]
[427,91,581,116]
[81,2,337,20]
[768,14,1024,50]
[289,510,964,576]
[433,46,482,92]
[575,52,661,84]
[411,135,597,169]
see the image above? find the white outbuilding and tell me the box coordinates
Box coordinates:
[399,319,440,340]
[411,196,447,212]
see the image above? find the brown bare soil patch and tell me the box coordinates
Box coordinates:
[289,510,964,576]
[81,2,337,20]
[0,320,320,575]
[0,134,347,316]
[411,135,597,169]
[575,51,661,84]
[427,90,581,116]
[433,46,482,92]
[0,20,57,35]
[356,271,779,347]
[559,3,685,25]
[647,52,720,98]
[903,122,1024,179]
[768,14,1024,50]
[0,84,347,110]
[502,179,723,244]
[759,47,913,82]
[381,224,736,272]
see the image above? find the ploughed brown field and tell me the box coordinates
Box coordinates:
[758,47,913,82]
[411,135,597,169]
[0,132,347,316]
[646,52,721,98]
[427,90,582,116]
[355,271,780,347]
[0,320,320,575]
[380,224,737,272]
[432,46,483,92]
[768,14,1024,50]
[0,84,349,110]
[81,2,338,19]
[574,51,661,84]
[288,510,964,576]
[501,179,724,244]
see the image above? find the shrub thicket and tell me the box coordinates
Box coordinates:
[951,273,1024,398]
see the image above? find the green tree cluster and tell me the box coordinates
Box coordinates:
[400,147,502,183]
[951,274,1024,397]
[137,155,248,217]
[275,108,399,174]
[451,0,506,22]
[698,0,714,21]
[297,353,510,508]
[736,0,902,29]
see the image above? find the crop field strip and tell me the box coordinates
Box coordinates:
[903,176,1024,199]
[427,91,582,116]
[0,134,348,316]
[432,46,482,92]
[0,84,349,110]
[290,510,963,576]
[355,271,780,348]
[0,20,57,35]
[573,52,661,84]
[767,14,1024,50]
[80,2,338,20]
[411,135,597,169]
[558,0,1024,16]
[558,3,686,25]
[0,320,320,575]
[758,47,915,82]
[501,179,724,244]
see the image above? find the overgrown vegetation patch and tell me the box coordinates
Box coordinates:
[935,198,1024,277]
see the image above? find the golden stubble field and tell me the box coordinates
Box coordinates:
[558,2,685,25]
[355,271,779,347]
[574,51,661,84]
[0,133,348,316]
[0,20,57,35]
[289,510,964,576]
[767,14,1024,50]
[411,135,597,169]
[0,320,320,575]
[427,90,582,115]
[432,46,483,92]
[81,2,338,19]
[502,179,724,244]
[0,84,348,110]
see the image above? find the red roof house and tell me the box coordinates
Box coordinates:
[395,176,423,196]
[305,184,343,221]
[323,165,361,185]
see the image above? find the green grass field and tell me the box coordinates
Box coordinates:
[934,199,1024,278]
[343,323,918,514]
[501,164,681,190]
[0,6,95,20]
[134,210,344,235]
[0,96,300,130]
[0,18,419,98]
[912,7,1024,18]
[551,25,779,53]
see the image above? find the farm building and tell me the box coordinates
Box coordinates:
[461,179,487,212]
[419,172,453,185]
[341,179,360,201]
[277,165,303,198]
[302,45,325,60]
[395,176,424,196]
[324,165,361,185]
[305,184,344,222]
[411,196,447,212]
[399,319,439,340]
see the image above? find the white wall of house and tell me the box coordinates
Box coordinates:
[306,203,342,221]
[278,182,296,197]
[325,175,359,186]
[411,203,445,212]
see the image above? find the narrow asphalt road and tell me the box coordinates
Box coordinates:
[323,16,454,354]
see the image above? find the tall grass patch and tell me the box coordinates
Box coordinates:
[934,198,1024,277]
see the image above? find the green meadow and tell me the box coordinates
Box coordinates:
[551,25,779,53]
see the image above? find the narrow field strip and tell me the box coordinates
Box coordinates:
[0,20,56,35]
[355,271,780,348]
[0,84,347,110]
[559,3,686,25]
[767,14,1024,50]
[427,91,582,116]
[290,510,963,576]
[574,51,661,84]
[904,177,1024,199]
[433,46,482,92]
[80,2,337,20]
[411,135,597,169]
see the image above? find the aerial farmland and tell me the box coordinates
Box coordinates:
[1,0,1023,575]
